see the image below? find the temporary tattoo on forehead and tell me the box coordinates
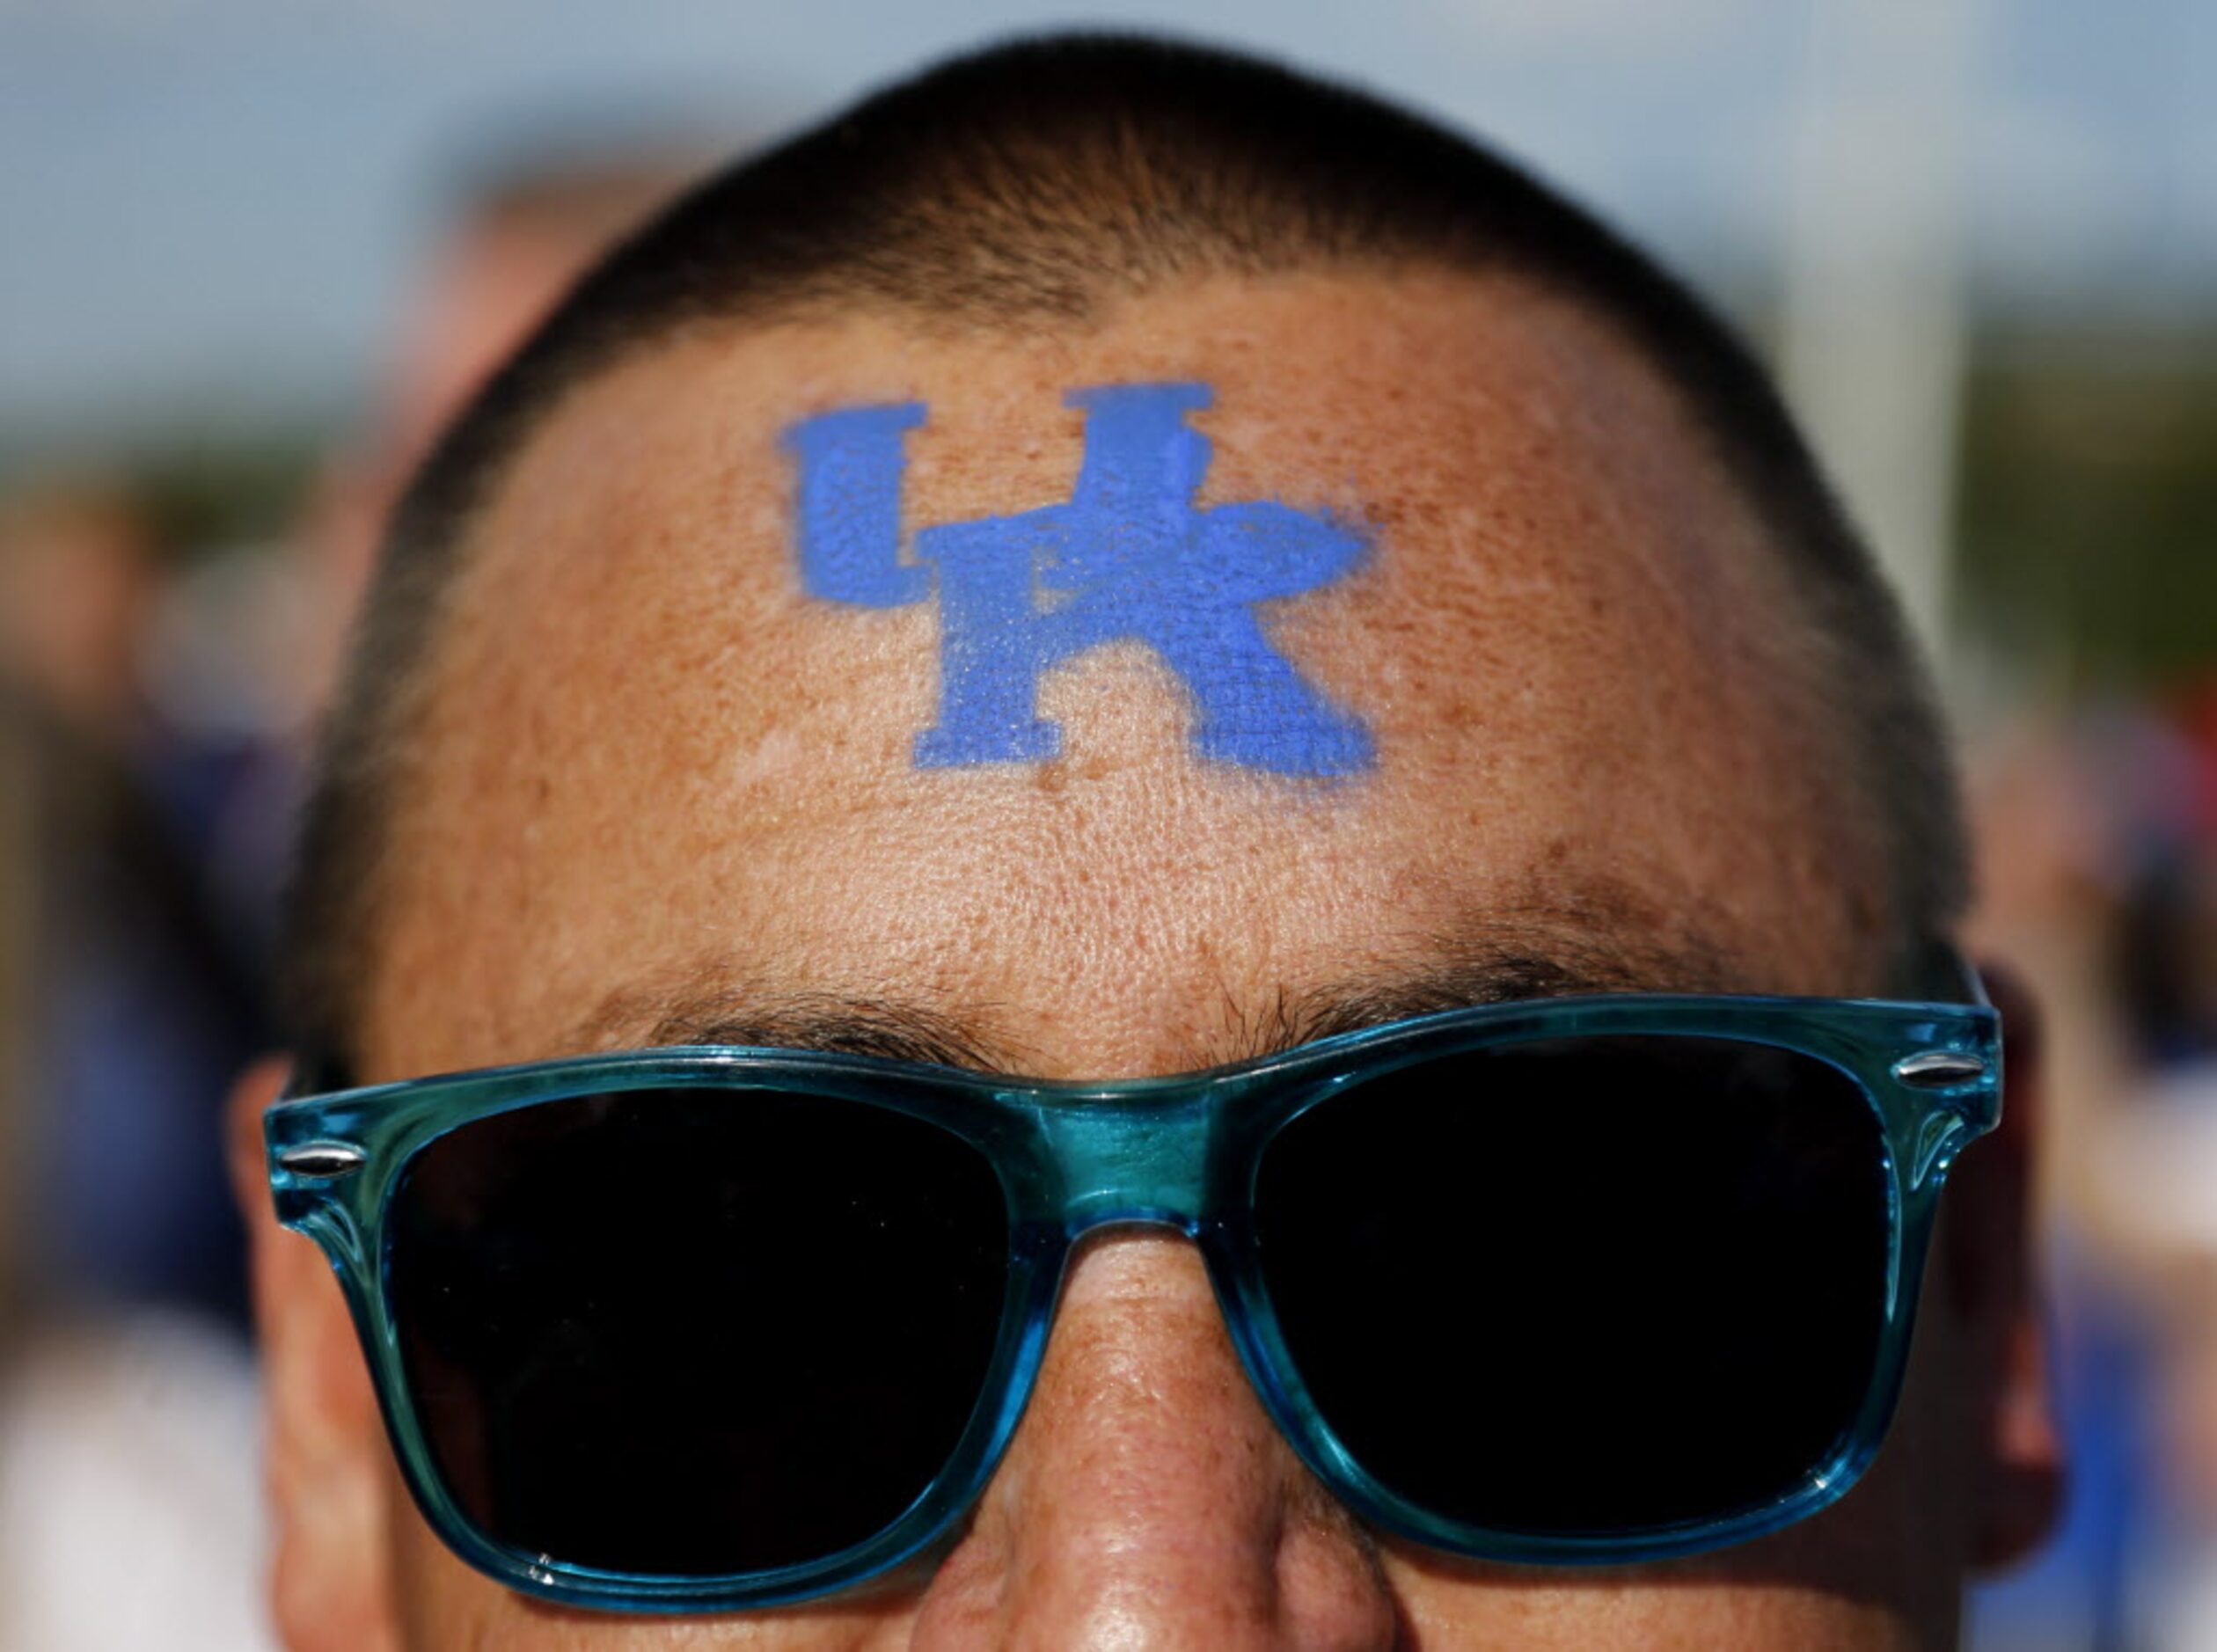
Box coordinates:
[783,383,1374,776]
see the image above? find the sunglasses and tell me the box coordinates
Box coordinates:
[265,958,2000,1614]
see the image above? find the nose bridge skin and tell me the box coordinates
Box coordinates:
[909,1224,1402,1652]
[898,1089,1401,1649]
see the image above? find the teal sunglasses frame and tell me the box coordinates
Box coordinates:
[266,965,2001,1615]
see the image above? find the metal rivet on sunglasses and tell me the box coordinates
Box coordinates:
[1891,1050,1986,1089]
[279,1141,369,1179]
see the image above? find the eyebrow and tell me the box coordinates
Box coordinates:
[616,988,1029,1075]
[1240,925,1739,1064]
[579,904,1744,1078]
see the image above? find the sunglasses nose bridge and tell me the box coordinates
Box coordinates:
[1037,1093,1215,1238]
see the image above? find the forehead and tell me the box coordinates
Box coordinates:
[365,269,1884,1081]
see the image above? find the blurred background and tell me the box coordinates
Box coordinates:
[0,0,2211,1644]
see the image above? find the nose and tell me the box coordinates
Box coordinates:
[908,1231,1401,1651]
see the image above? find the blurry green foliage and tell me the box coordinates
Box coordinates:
[128,440,324,559]
[1956,329,2217,692]
[0,430,324,564]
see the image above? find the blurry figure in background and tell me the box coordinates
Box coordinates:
[1966,690,2217,1650]
[0,477,275,1647]
[0,480,267,1325]
[0,139,699,1651]
[2078,684,2217,1648]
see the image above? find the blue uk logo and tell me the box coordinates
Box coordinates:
[782,382,1374,776]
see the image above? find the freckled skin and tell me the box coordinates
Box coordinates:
[236,269,2059,1649]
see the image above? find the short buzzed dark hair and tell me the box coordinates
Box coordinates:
[283,33,1966,1072]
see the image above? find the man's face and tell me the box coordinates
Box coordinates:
[245,269,2054,1648]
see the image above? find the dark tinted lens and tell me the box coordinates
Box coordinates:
[386,1087,1010,1576]
[1253,1035,1890,1535]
